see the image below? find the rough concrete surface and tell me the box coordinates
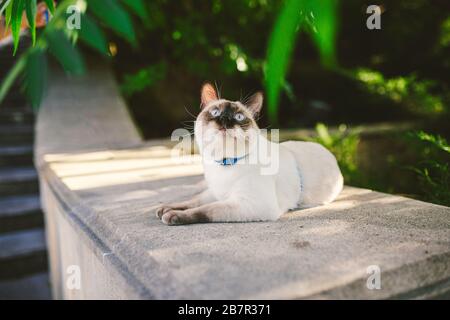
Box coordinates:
[35,65,450,299]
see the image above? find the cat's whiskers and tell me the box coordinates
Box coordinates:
[214,81,222,100]
[240,91,253,105]
[183,106,198,120]
[181,120,196,127]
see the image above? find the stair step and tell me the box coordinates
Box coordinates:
[0,167,39,196]
[0,86,27,105]
[0,228,47,280]
[0,145,33,166]
[1,39,31,105]
[0,94,29,102]
[0,195,43,233]
[0,125,34,145]
[0,109,34,125]
[0,272,51,299]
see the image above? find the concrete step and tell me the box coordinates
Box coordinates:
[0,95,26,108]
[0,228,47,280]
[0,272,51,300]
[0,125,34,145]
[0,167,39,197]
[0,194,43,233]
[0,109,34,125]
[1,39,31,105]
[0,75,27,105]
[0,145,33,166]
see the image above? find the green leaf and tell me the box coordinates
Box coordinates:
[264,0,303,124]
[121,0,148,22]
[43,0,55,14]
[79,14,109,55]
[25,48,48,110]
[25,0,37,45]
[88,0,136,45]
[11,0,25,55]
[315,123,333,146]
[264,0,339,124]
[46,29,85,75]
[416,131,450,153]
[0,0,11,17]
[308,0,338,67]
[0,54,26,105]
[4,0,12,27]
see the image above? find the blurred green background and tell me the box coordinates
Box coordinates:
[1,0,449,205]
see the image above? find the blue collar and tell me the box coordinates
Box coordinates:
[215,154,247,166]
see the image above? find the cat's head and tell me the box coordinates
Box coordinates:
[194,83,263,159]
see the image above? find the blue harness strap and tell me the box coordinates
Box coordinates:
[215,154,247,166]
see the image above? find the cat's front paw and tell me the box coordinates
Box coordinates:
[155,205,173,219]
[161,211,184,225]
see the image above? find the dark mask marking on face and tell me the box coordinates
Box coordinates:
[205,102,252,130]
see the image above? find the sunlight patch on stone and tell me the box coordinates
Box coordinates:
[43,146,176,163]
[45,146,203,191]
[60,162,203,190]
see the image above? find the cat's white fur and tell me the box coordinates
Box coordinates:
[194,118,343,222]
[156,85,343,225]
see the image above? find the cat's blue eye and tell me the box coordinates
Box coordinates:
[234,113,245,121]
[210,108,221,117]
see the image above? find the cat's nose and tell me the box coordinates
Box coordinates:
[219,112,233,121]
[218,114,234,128]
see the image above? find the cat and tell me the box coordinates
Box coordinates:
[156,83,343,225]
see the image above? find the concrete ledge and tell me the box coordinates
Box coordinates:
[35,64,450,299]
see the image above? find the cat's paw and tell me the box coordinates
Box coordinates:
[155,205,173,219]
[161,211,184,225]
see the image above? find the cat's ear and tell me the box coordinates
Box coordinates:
[201,83,218,108]
[246,92,263,115]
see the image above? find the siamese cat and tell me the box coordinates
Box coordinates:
[156,83,343,225]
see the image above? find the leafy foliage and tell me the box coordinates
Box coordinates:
[46,28,85,75]
[0,0,148,108]
[355,69,447,117]
[25,48,47,110]
[0,0,11,16]
[122,0,148,22]
[311,123,360,184]
[264,0,304,124]
[1,0,340,117]
[43,0,54,14]
[10,0,24,55]
[78,13,109,55]
[25,0,37,45]
[265,0,338,124]
[88,0,136,45]
[415,131,450,153]
[408,131,450,206]
[121,63,167,97]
